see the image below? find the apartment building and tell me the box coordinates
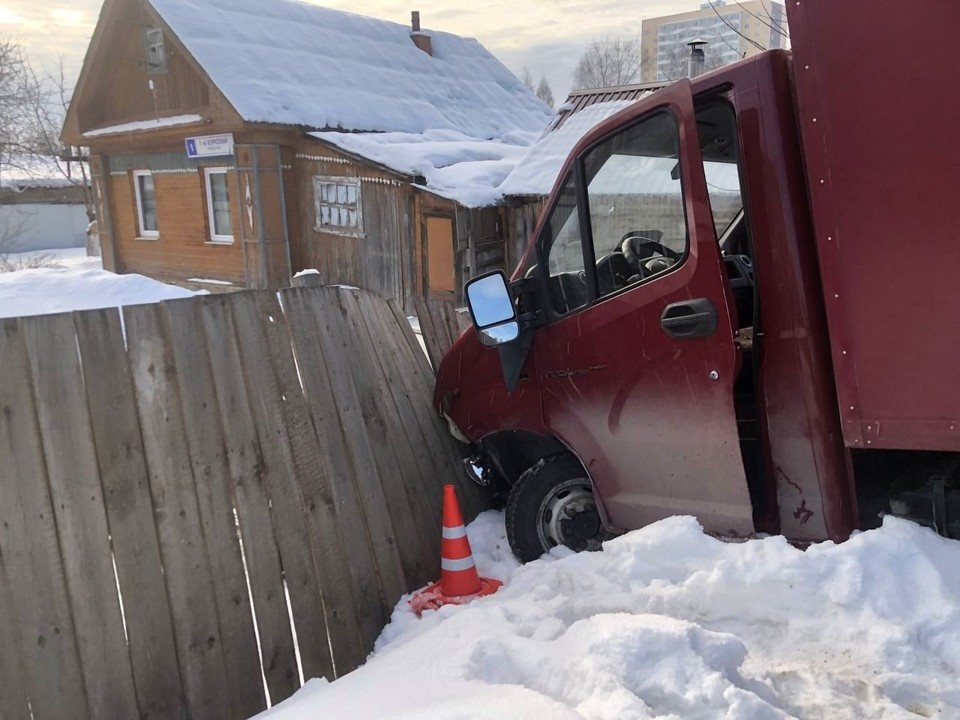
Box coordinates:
[641,1,786,82]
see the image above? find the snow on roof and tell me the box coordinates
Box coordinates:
[310,129,538,208]
[497,100,642,197]
[0,154,81,190]
[148,0,553,139]
[83,114,204,138]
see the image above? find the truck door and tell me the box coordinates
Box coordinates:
[534,81,754,537]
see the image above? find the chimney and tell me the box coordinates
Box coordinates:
[410,11,432,56]
[687,38,708,78]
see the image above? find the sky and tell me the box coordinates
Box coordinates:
[0,0,705,104]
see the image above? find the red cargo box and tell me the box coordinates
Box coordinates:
[788,0,960,451]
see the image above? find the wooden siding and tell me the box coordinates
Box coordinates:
[291,140,410,303]
[109,166,245,284]
[63,0,240,143]
[234,145,292,289]
[504,198,546,274]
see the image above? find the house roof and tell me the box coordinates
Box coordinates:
[147,0,553,139]
[310,129,535,208]
[0,154,83,190]
[498,100,644,198]
[497,83,668,198]
[554,82,666,129]
[499,81,744,200]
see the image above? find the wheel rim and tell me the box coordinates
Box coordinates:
[536,477,605,553]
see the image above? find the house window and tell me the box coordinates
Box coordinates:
[133,170,159,238]
[204,168,233,243]
[313,176,363,235]
[145,26,168,74]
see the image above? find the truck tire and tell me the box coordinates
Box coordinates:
[505,455,611,563]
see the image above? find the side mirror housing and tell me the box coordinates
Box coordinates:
[465,271,520,347]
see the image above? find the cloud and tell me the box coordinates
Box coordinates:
[2,0,699,97]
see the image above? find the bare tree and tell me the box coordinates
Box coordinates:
[520,66,535,92]
[0,40,94,224]
[572,37,641,90]
[536,77,555,109]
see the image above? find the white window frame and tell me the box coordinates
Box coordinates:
[204,167,234,244]
[313,176,364,237]
[133,170,159,239]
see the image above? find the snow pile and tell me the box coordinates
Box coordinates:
[257,514,960,720]
[149,0,553,139]
[313,129,535,207]
[0,250,201,318]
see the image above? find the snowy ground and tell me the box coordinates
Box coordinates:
[0,248,201,318]
[257,513,960,720]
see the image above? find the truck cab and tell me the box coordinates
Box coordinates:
[436,2,960,561]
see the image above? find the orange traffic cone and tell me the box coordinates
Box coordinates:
[409,484,502,616]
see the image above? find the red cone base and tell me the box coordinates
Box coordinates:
[409,576,502,616]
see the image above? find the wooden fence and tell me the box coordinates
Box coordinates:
[0,287,482,720]
[412,296,472,372]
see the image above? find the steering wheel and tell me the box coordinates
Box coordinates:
[621,235,681,279]
[595,252,634,294]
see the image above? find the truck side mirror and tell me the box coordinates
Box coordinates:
[465,271,520,347]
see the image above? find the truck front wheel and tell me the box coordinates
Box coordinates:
[505,455,612,563]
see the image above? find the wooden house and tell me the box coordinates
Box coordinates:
[62,0,552,304]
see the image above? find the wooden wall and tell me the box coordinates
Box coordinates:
[108,162,245,284]
[64,0,237,141]
[504,197,546,274]
[291,140,411,304]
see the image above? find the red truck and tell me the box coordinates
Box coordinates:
[434,0,960,561]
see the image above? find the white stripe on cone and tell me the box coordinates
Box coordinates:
[442,525,467,540]
[441,556,477,572]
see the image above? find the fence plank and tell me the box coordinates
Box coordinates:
[342,292,442,558]
[73,308,185,719]
[20,313,139,720]
[230,292,357,678]
[0,551,30,720]
[403,300,438,379]
[0,321,63,720]
[331,290,434,589]
[123,303,234,719]
[385,300,487,521]
[159,299,266,718]
[371,295,475,519]
[198,296,300,704]
[412,297,444,371]
[280,287,390,645]
[359,294,447,531]
[305,288,411,601]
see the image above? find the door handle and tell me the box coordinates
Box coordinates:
[660,298,718,339]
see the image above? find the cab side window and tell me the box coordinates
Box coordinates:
[542,173,588,315]
[582,111,688,299]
